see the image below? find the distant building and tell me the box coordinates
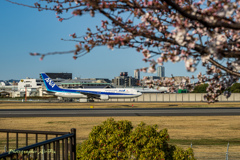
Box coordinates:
[40,72,72,79]
[60,77,112,89]
[157,66,165,77]
[149,76,161,80]
[134,70,140,80]
[159,76,186,86]
[0,80,18,92]
[113,72,137,87]
[7,79,20,83]
[142,76,186,86]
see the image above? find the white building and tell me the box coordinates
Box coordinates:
[134,70,140,80]
[13,78,43,97]
[157,66,165,77]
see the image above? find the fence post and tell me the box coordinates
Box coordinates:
[64,138,68,160]
[226,142,229,160]
[56,141,60,160]
[71,128,76,160]
[7,132,9,151]
[44,144,47,160]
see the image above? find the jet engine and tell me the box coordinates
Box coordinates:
[0,91,10,97]
[0,93,6,96]
[100,95,109,100]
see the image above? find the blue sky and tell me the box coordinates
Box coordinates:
[0,1,205,80]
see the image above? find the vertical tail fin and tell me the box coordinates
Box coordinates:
[41,73,62,91]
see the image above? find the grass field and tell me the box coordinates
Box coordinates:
[0,102,240,159]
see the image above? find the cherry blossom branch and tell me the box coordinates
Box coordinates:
[162,0,240,30]
[208,58,240,77]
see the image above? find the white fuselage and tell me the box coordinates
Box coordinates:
[54,88,142,98]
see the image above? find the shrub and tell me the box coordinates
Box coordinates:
[77,118,195,160]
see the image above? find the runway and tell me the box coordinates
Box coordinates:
[1,108,240,117]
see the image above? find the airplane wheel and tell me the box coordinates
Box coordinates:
[89,99,94,102]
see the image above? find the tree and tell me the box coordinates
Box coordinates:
[191,83,209,93]
[77,118,195,160]
[6,0,240,102]
[229,83,240,93]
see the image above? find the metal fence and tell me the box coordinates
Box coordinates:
[192,143,240,160]
[0,128,76,160]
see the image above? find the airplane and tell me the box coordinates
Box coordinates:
[41,73,142,101]
[0,91,10,97]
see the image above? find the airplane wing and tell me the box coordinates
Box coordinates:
[77,91,101,99]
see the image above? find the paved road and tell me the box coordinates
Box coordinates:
[1,108,240,117]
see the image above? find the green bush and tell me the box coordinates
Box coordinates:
[77,118,195,160]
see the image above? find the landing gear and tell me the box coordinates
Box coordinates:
[89,98,95,102]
